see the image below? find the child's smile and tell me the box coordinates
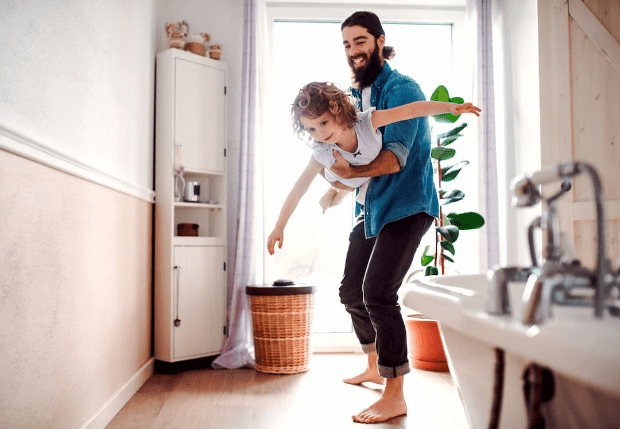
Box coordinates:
[300,112,348,145]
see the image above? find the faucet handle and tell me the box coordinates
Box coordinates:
[487,266,535,315]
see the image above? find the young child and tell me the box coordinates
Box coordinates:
[267,82,480,255]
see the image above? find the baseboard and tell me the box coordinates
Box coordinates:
[79,357,155,429]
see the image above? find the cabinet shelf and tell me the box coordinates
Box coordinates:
[174,236,226,246]
[174,202,224,210]
[183,168,225,177]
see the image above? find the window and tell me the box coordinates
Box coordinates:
[263,5,470,350]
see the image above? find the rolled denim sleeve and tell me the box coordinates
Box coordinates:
[379,81,425,169]
[384,141,409,167]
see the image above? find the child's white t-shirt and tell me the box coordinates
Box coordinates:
[311,108,382,204]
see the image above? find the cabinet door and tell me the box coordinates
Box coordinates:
[173,245,225,359]
[175,58,226,173]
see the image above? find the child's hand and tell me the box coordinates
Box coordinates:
[451,102,481,117]
[319,188,338,214]
[267,228,284,255]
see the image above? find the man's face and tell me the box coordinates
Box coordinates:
[342,25,385,87]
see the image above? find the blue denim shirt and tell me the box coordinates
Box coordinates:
[352,63,439,238]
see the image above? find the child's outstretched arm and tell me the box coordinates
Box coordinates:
[371,100,481,130]
[267,157,323,255]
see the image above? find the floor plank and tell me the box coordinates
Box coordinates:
[107,353,468,429]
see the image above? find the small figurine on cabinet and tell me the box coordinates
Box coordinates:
[209,43,222,60]
[165,20,189,49]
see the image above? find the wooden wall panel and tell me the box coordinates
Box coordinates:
[574,219,620,268]
[570,21,620,202]
[582,0,620,44]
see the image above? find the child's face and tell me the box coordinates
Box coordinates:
[299,112,347,145]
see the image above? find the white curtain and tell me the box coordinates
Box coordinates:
[212,0,265,369]
[467,0,500,270]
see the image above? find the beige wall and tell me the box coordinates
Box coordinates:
[0,150,152,428]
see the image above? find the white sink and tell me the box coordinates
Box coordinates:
[403,273,620,429]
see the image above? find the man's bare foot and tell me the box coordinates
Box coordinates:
[343,352,385,385]
[352,376,407,424]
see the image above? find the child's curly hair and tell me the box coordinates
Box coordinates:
[291,82,358,142]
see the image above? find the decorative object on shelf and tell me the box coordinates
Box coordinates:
[209,43,222,60]
[177,223,199,237]
[184,181,201,202]
[184,32,210,57]
[174,143,185,202]
[165,20,189,49]
[184,34,206,56]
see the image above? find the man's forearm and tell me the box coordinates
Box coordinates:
[331,149,401,179]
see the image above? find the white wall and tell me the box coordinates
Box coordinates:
[491,0,543,266]
[0,0,156,194]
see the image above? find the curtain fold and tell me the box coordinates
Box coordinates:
[212,0,264,369]
[467,0,500,270]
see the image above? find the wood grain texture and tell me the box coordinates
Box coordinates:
[106,353,468,429]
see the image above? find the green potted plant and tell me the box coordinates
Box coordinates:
[420,85,485,276]
[406,85,486,372]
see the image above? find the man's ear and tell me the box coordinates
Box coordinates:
[377,34,386,57]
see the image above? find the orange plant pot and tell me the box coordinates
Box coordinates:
[405,314,449,372]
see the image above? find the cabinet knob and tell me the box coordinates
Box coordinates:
[174,318,181,327]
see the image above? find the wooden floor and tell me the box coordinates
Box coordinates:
[106,353,469,429]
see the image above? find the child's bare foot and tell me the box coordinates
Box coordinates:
[343,352,385,386]
[352,377,407,424]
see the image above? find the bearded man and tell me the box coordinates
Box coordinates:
[329,11,439,424]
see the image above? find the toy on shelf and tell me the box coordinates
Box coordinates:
[165,20,189,49]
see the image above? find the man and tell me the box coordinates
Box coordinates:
[330,11,439,424]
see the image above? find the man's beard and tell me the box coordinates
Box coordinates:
[349,44,383,89]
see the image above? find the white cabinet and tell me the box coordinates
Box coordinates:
[172,246,226,359]
[154,48,227,363]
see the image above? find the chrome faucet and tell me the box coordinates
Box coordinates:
[512,162,608,324]
[488,161,614,325]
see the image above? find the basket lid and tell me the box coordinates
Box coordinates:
[246,282,314,296]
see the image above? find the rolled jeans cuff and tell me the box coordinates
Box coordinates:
[360,342,376,354]
[378,361,410,379]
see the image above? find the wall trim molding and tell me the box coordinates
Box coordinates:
[569,0,620,75]
[0,125,155,203]
[79,357,155,429]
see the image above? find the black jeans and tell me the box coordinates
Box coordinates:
[339,211,434,378]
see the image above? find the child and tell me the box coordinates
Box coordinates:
[267,82,480,255]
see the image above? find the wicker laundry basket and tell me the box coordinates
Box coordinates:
[246,282,315,374]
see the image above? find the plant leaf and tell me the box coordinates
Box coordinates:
[420,245,434,266]
[437,123,467,139]
[431,147,456,161]
[425,266,439,276]
[442,253,454,263]
[441,160,470,182]
[430,85,450,102]
[440,135,461,146]
[440,240,455,255]
[430,86,463,123]
[441,189,465,205]
[437,225,459,243]
[445,212,486,230]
